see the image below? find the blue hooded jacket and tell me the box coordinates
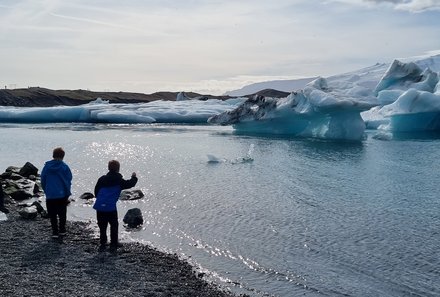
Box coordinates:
[93,171,137,212]
[41,159,72,199]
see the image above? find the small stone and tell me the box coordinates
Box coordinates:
[18,206,38,219]
[119,189,144,201]
[79,192,95,200]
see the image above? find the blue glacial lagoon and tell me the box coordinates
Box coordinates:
[1,123,439,297]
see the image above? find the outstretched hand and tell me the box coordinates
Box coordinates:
[131,172,137,178]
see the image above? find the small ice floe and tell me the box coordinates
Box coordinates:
[372,131,393,141]
[207,144,255,164]
[0,212,7,221]
[230,156,254,164]
[207,154,225,163]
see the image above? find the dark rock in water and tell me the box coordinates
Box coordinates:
[18,162,39,178]
[79,192,95,200]
[18,206,38,219]
[31,201,45,213]
[119,189,144,201]
[123,208,143,228]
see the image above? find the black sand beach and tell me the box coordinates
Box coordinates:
[0,206,239,297]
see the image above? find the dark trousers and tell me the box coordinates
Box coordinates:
[0,186,8,213]
[96,211,118,246]
[46,197,68,235]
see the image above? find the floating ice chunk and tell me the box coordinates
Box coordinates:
[0,98,244,124]
[207,154,224,163]
[209,77,377,141]
[88,97,109,105]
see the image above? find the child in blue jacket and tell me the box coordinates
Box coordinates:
[93,160,137,250]
[41,147,72,238]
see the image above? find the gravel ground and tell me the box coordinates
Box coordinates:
[0,206,239,297]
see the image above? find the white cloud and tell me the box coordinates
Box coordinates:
[1,0,439,94]
[333,0,440,12]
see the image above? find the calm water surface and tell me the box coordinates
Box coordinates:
[1,123,439,297]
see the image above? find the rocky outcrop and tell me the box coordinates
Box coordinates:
[1,165,43,201]
[1,162,46,218]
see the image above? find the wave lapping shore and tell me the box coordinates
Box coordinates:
[0,206,238,297]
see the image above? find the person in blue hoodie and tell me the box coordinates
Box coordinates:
[41,147,72,239]
[93,160,137,250]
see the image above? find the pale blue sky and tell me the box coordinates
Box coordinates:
[1,0,439,94]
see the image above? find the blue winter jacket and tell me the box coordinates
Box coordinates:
[93,171,138,212]
[41,159,72,199]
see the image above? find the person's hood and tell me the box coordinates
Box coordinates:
[44,159,66,172]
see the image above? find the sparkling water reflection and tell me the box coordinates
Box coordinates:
[0,124,439,296]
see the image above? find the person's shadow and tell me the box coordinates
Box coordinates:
[21,240,62,271]
[84,251,123,290]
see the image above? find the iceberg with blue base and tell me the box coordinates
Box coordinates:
[0,97,245,124]
[209,77,377,141]
[363,58,440,132]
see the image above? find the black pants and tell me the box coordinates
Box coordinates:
[96,211,118,246]
[0,186,8,213]
[46,197,68,235]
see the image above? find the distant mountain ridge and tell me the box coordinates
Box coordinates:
[224,77,317,97]
[0,88,230,107]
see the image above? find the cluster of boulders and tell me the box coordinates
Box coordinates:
[1,162,145,228]
[0,162,48,218]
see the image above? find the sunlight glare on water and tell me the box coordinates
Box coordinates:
[0,124,439,297]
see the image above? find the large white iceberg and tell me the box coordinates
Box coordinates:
[209,77,377,141]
